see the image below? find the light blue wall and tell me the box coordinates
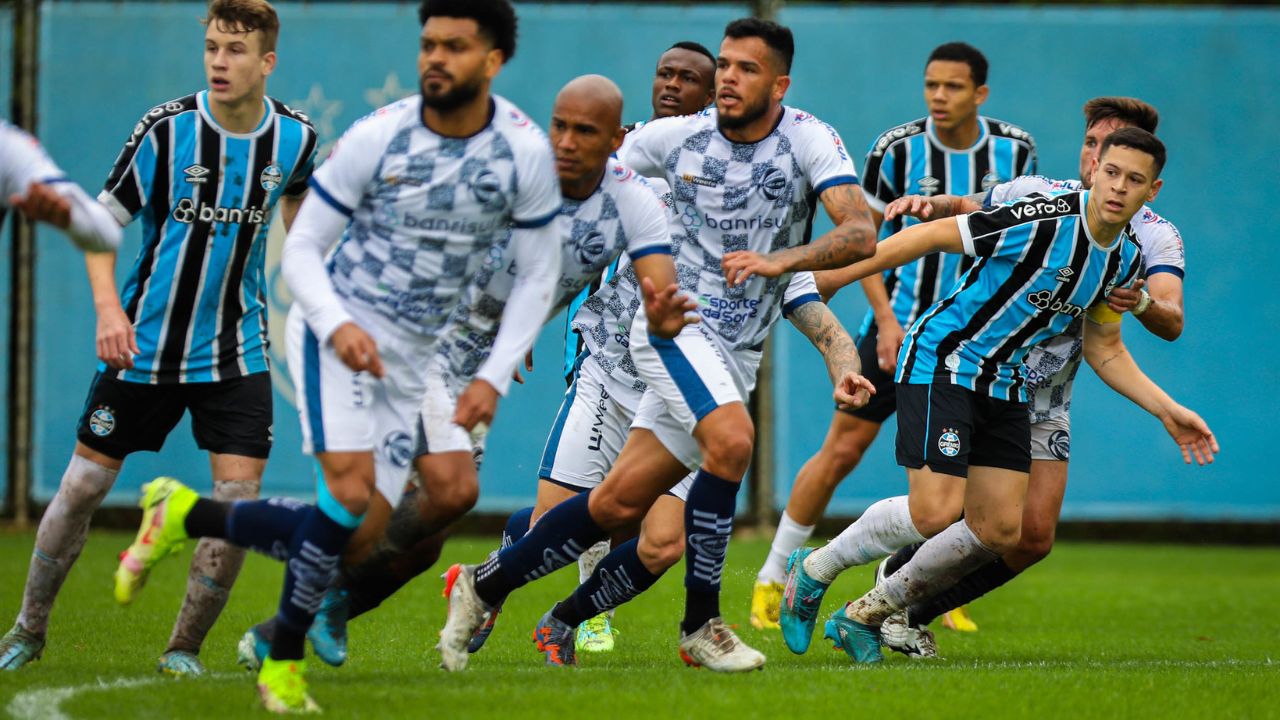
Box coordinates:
[28,3,1278,519]
[772,5,1280,520]
[0,4,12,512]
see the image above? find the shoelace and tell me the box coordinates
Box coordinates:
[706,620,739,654]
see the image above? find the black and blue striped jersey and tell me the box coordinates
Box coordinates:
[98,91,317,384]
[860,116,1036,336]
[896,190,1143,401]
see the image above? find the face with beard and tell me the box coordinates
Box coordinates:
[418,17,500,113]
[714,35,789,138]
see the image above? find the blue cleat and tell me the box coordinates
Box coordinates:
[467,601,502,654]
[0,624,44,670]
[780,548,830,655]
[307,588,349,667]
[824,607,883,665]
[237,624,271,672]
[531,608,577,667]
[157,649,206,676]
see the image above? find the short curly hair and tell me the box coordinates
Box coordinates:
[418,0,518,62]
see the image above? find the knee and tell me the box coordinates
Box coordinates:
[429,476,479,521]
[638,531,684,572]
[325,479,373,517]
[701,426,754,479]
[588,488,647,529]
[908,499,963,538]
[823,434,872,477]
[1013,525,1055,564]
[979,518,1024,556]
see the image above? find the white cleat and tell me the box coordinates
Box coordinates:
[679,617,766,673]
[880,610,938,659]
[438,564,490,672]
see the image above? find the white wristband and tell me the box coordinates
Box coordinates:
[1132,288,1153,317]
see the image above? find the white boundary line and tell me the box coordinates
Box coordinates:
[6,673,240,720]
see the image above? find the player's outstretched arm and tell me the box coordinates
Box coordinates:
[1082,315,1218,465]
[723,183,876,286]
[634,253,698,339]
[786,299,874,411]
[814,216,965,294]
[883,193,982,224]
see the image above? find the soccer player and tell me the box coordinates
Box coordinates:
[111,0,564,711]
[750,41,1037,632]
[872,97,1184,657]
[438,17,878,673]
[234,74,697,670]
[778,128,1218,664]
[0,0,316,676]
[1,121,122,251]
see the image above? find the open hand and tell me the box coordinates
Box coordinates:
[1161,404,1219,465]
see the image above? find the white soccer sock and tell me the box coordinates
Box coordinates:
[849,519,998,626]
[167,478,258,653]
[17,455,117,636]
[757,511,815,584]
[803,496,924,584]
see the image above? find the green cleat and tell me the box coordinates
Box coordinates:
[0,624,45,671]
[157,649,206,677]
[257,657,320,714]
[824,606,883,665]
[575,613,617,653]
[115,477,198,605]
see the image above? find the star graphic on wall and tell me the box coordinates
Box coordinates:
[365,72,415,109]
[290,84,344,142]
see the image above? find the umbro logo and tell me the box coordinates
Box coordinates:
[183,165,210,184]
[918,176,940,196]
[1055,267,1075,283]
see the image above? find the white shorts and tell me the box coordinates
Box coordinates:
[1029,412,1071,462]
[629,313,761,471]
[539,353,692,502]
[286,307,431,508]
[415,355,488,466]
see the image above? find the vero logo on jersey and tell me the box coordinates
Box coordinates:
[1026,290,1084,318]
[171,197,269,226]
[1009,198,1072,220]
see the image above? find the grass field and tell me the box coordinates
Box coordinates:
[1,530,1277,719]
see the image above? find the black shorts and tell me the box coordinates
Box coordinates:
[838,322,897,424]
[76,372,273,460]
[894,381,1030,477]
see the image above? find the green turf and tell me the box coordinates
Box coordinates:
[0,530,1277,718]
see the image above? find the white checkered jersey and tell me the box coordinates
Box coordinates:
[436,160,672,379]
[620,106,858,352]
[307,94,560,340]
[988,176,1187,422]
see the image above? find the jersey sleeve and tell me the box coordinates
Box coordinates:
[860,138,900,213]
[795,119,859,195]
[618,117,683,179]
[983,175,1055,208]
[308,115,390,217]
[781,271,822,317]
[511,138,561,229]
[1136,211,1186,278]
[283,128,319,199]
[959,193,1073,259]
[99,110,170,225]
[0,123,65,202]
[621,178,672,260]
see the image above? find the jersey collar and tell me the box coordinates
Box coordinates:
[196,91,274,139]
[925,116,988,154]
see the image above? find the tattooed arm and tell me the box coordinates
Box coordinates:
[788,300,874,410]
[723,182,876,286]
[1082,315,1217,465]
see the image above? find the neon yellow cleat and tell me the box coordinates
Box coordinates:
[575,613,616,653]
[114,477,197,605]
[941,605,979,633]
[749,580,784,630]
[257,657,320,714]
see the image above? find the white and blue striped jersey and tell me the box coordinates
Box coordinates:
[621,106,858,352]
[860,116,1037,336]
[990,176,1187,422]
[98,91,317,383]
[897,190,1144,401]
[307,95,560,342]
[436,160,671,380]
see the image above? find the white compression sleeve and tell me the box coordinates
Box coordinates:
[57,183,123,253]
[473,221,562,395]
[281,194,354,343]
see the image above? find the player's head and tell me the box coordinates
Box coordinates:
[923,42,989,132]
[416,0,517,111]
[551,75,625,196]
[1078,97,1160,187]
[1088,127,1165,225]
[716,18,793,132]
[201,0,279,106]
[650,41,716,120]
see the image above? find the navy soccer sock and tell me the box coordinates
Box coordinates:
[883,541,924,577]
[681,469,740,636]
[473,491,604,607]
[270,504,360,661]
[908,557,1020,627]
[183,498,231,540]
[217,497,310,561]
[551,538,663,627]
[503,506,535,548]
